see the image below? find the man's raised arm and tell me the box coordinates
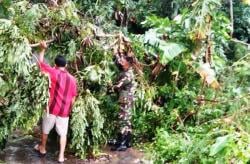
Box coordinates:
[38,41,54,75]
[39,41,47,63]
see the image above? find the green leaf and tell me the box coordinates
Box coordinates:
[159,42,185,64]
[89,69,98,82]
[209,135,230,156]
[68,39,77,59]
[144,28,161,45]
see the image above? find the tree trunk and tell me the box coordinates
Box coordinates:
[229,0,234,37]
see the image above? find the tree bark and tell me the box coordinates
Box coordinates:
[229,0,234,37]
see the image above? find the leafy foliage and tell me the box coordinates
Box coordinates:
[147,51,250,163]
[70,90,104,158]
[233,0,250,42]
[0,19,48,149]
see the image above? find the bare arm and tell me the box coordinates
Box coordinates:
[72,97,76,105]
[39,49,46,63]
[39,41,47,63]
[38,41,55,75]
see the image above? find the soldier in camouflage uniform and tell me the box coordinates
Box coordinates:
[111,55,136,151]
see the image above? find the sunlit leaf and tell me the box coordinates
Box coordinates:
[210,135,230,156]
[159,42,185,64]
[144,28,161,45]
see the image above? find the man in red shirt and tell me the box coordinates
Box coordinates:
[34,41,77,163]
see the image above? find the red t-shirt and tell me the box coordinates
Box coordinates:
[39,62,77,117]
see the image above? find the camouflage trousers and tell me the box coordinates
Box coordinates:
[118,91,134,135]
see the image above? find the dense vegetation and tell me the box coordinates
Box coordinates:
[0,0,249,163]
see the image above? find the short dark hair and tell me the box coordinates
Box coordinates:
[55,55,66,67]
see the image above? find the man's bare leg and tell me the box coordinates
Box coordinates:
[40,133,48,153]
[58,136,67,162]
[35,133,47,154]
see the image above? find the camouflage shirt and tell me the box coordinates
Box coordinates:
[115,68,136,103]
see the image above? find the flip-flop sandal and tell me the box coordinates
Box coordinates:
[34,144,47,157]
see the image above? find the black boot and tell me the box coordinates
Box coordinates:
[111,133,127,151]
[107,139,117,146]
[108,133,122,146]
[125,132,132,148]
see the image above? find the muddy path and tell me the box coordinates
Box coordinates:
[0,129,147,164]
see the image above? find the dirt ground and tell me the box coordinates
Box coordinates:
[0,130,150,164]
